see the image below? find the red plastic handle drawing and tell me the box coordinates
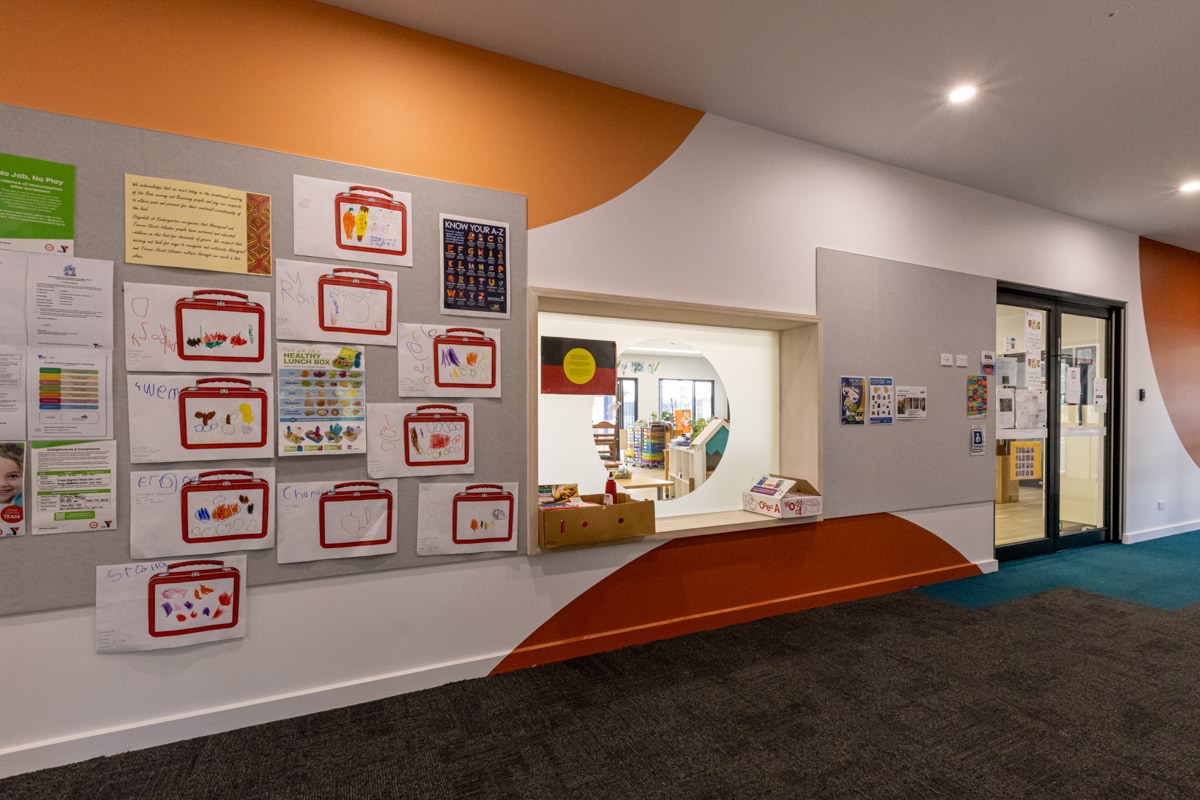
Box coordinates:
[445,328,485,337]
[348,185,394,200]
[190,290,249,300]
[331,482,380,491]
[415,404,458,413]
[195,470,255,480]
[331,268,379,278]
[464,484,503,493]
[194,377,253,386]
[165,560,226,573]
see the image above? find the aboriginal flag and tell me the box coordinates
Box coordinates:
[540,336,617,395]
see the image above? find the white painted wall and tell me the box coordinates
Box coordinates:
[538,312,777,517]
[5,110,1196,776]
[531,114,1200,540]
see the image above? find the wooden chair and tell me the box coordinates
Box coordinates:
[592,420,618,461]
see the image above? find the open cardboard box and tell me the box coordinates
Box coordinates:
[742,474,822,519]
[538,493,656,550]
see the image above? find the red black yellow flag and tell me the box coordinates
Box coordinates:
[540,336,617,395]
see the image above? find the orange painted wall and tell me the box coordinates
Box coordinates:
[0,0,701,228]
[1141,237,1200,469]
[493,515,979,673]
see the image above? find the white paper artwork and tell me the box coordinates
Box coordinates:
[367,402,475,478]
[130,467,276,558]
[416,482,518,556]
[276,479,398,563]
[275,258,398,346]
[95,555,247,653]
[397,323,501,398]
[124,282,273,373]
[127,374,274,463]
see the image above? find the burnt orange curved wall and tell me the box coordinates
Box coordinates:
[493,515,979,673]
[0,0,701,228]
[1141,237,1200,468]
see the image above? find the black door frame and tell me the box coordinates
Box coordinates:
[996,283,1125,561]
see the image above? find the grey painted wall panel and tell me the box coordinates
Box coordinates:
[817,248,995,519]
[0,104,527,615]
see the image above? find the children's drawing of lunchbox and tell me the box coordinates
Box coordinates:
[147,560,240,638]
[335,185,407,257]
[451,484,514,544]
[403,404,470,467]
[174,290,265,363]
[317,268,393,336]
[177,378,268,450]
[319,482,393,548]
[180,470,270,544]
[433,328,497,389]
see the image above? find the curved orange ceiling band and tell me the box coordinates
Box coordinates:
[0,0,701,229]
[492,515,980,674]
[1140,237,1200,469]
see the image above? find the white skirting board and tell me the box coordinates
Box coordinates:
[1123,520,1200,545]
[0,650,507,779]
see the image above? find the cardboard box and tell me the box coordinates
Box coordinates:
[539,493,656,550]
[742,474,822,519]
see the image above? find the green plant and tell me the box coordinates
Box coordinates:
[691,417,708,437]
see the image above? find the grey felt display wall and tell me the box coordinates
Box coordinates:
[0,104,527,615]
[817,248,996,519]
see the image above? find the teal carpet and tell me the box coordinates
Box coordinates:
[922,530,1200,610]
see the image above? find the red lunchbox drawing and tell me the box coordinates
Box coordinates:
[335,185,408,257]
[180,470,270,544]
[433,328,497,389]
[451,484,514,544]
[403,404,470,467]
[319,482,394,548]
[178,378,268,450]
[317,268,394,336]
[174,290,265,363]
[147,560,241,638]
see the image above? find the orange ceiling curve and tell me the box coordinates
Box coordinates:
[492,514,980,674]
[0,0,702,229]
[1140,237,1200,469]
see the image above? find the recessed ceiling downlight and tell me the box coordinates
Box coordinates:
[1181,181,1200,193]
[948,85,978,104]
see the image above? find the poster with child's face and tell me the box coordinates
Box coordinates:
[0,442,24,536]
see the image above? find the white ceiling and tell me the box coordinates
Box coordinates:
[325,0,1200,251]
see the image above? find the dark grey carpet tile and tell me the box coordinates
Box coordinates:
[11,588,1200,799]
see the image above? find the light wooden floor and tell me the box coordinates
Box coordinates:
[996,486,1046,546]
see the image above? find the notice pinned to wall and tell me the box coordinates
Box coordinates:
[895,386,927,420]
[0,252,114,350]
[126,374,274,463]
[277,342,366,456]
[967,374,988,419]
[868,377,894,424]
[276,259,398,346]
[30,439,117,535]
[27,348,114,441]
[440,214,510,319]
[0,152,75,255]
[125,174,272,275]
[0,441,25,537]
[840,376,865,425]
